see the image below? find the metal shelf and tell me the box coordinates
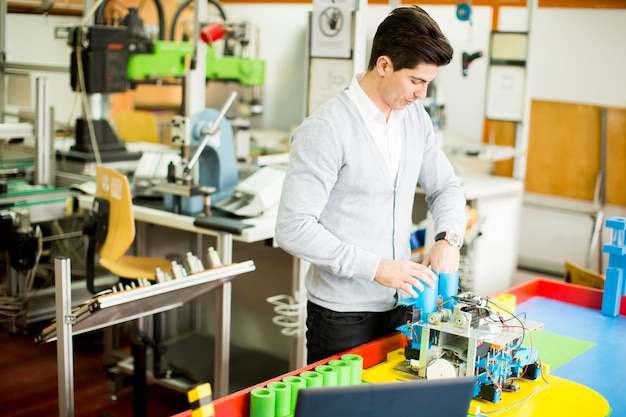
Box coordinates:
[48,257,255,417]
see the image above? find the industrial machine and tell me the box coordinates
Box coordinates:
[153,91,240,214]
[396,272,544,403]
[60,0,265,208]
[0,208,43,331]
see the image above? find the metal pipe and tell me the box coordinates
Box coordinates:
[87,93,104,120]
[0,0,7,123]
[3,63,68,73]
[55,256,75,417]
[35,77,53,185]
[214,232,233,398]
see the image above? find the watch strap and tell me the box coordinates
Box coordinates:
[434,230,463,249]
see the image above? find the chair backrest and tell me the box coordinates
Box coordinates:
[95,166,135,262]
[113,110,159,143]
[564,260,605,289]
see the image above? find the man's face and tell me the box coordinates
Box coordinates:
[381,62,440,111]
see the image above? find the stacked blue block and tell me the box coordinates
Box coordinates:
[601,217,626,317]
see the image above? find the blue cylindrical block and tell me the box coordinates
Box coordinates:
[439,271,460,307]
[413,279,438,321]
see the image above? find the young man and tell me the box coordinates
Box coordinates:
[275,6,467,364]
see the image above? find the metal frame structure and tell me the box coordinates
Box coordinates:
[51,256,256,417]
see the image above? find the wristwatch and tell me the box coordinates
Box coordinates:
[435,230,463,249]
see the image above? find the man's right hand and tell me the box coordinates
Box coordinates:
[374,259,437,298]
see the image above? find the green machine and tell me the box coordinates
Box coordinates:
[127,39,265,87]
[64,10,265,164]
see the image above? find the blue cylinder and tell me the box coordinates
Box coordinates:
[439,271,460,307]
[413,279,438,321]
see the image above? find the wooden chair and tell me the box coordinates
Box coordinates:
[564,260,605,290]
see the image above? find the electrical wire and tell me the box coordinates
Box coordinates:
[75,43,103,166]
[169,0,227,41]
[82,0,107,26]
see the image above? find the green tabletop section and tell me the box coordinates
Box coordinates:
[523,330,596,370]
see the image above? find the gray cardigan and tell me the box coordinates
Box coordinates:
[275,91,466,312]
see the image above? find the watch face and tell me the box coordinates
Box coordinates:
[447,231,462,247]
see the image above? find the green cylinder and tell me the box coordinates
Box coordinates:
[267,381,291,417]
[250,387,276,417]
[328,359,351,386]
[341,354,363,385]
[300,370,324,388]
[315,365,338,387]
[283,375,307,412]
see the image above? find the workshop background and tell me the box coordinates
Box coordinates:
[1,0,625,415]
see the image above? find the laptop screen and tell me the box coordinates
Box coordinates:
[294,377,476,417]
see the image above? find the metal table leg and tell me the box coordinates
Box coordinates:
[215,232,233,398]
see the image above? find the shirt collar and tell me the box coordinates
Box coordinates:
[346,73,406,124]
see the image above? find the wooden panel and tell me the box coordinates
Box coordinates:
[525,100,626,206]
[487,119,516,178]
[526,101,601,201]
[606,107,626,206]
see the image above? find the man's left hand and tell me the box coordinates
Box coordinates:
[422,240,460,273]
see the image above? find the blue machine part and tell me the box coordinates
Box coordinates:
[438,271,459,308]
[396,271,458,353]
[395,271,542,404]
[190,108,239,204]
[397,270,459,321]
[397,282,437,325]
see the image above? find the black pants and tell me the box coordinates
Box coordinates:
[305,301,410,364]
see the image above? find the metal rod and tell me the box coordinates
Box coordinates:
[599,108,607,208]
[597,107,608,272]
[35,77,53,185]
[214,232,233,398]
[55,256,75,417]
[42,230,84,242]
[183,91,238,176]
[0,0,7,124]
[3,62,69,73]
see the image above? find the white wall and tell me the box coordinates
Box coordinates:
[528,8,626,108]
[225,4,495,140]
[4,14,82,124]
[213,4,626,141]
[6,5,625,133]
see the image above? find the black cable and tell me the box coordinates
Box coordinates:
[95,0,165,40]
[169,0,227,41]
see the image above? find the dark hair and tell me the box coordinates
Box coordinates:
[367,6,453,71]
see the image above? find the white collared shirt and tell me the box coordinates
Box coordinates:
[345,74,405,183]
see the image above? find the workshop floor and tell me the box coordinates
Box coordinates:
[0,324,289,417]
[0,328,189,417]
